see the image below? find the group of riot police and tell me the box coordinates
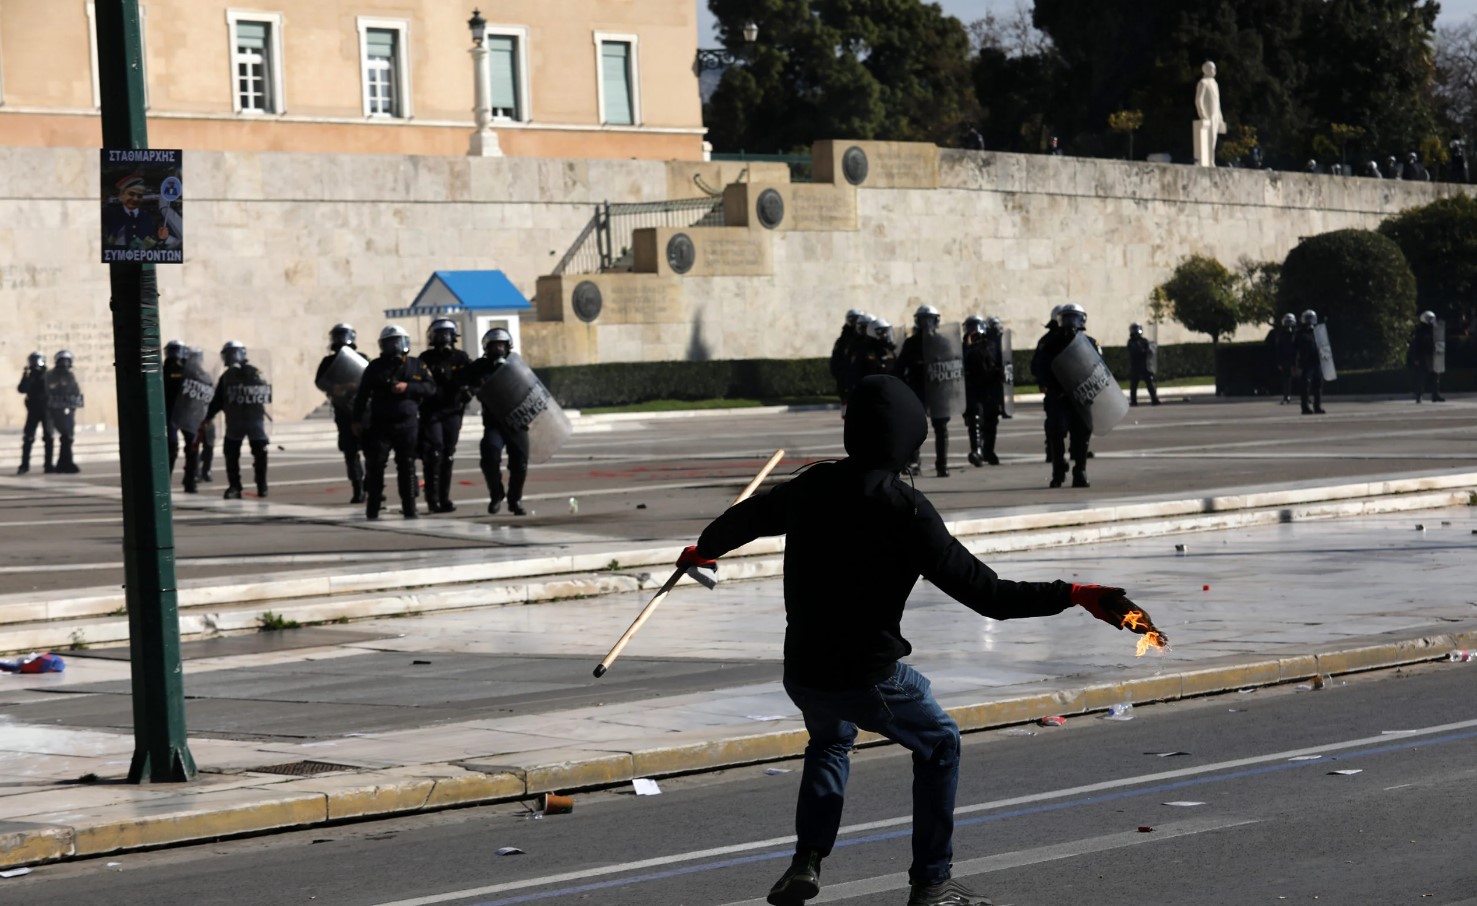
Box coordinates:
[15,351,83,475]
[316,320,531,520]
[161,339,263,497]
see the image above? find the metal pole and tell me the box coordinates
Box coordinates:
[95,0,196,783]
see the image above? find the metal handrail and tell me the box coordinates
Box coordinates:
[550,197,725,277]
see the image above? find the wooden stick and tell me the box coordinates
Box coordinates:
[593,448,785,678]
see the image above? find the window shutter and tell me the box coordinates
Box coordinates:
[488,35,517,114]
[366,28,395,61]
[601,41,632,125]
[236,21,267,51]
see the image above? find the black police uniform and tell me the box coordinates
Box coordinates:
[1031,326,1096,487]
[353,353,435,518]
[1293,325,1325,414]
[1408,322,1444,402]
[858,335,896,378]
[1126,334,1159,406]
[162,352,198,492]
[17,364,52,474]
[315,347,365,502]
[204,363,272,497]
[963,331,1003,466]
[1266,325,1297,402]
[829,327,856,403]
[44,366,82,474]
[895,330,951,477]
[418,345,473,512]
[460,355,529,514]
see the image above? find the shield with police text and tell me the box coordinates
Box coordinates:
[315,346,369,408]
[996,328,1015,418]
[1050,332,1129,434]
[476,353,571,464]
[1434,319,1446,374]
[921,325,965,419]
[44,369,85,412]
[171,355,215,433]
[1144,340,1159,376]
[1314,323,1337,381]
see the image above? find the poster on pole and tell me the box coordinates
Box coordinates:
[100,149,183,263]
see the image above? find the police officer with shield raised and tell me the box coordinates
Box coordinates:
[1267,313,1297,403]
[1294,310,1327,414]
[1031,304,1103,488]
[1408,311,1446,403]
[419,318,473,513]
[353,326,435,520]
[45,351,83,474]
[16,352,52,475]
[461,328,529,515]
[163,339,211,493]
[1127,323,1160,406]
[315,324,369,503]
[896,305,962,477]
[203,340,272,498]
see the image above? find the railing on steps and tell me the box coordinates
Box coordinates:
[710,151,813,183]
[551,197,726,277]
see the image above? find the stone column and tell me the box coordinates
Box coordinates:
[468,41,502,157]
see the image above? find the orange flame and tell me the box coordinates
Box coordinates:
[1135,631,1168,657]
[1120,610,1150,632]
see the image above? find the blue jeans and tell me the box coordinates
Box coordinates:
[782,662,960,886]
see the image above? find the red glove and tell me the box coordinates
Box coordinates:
[1071,584,1130,630]
[676,546,717,571]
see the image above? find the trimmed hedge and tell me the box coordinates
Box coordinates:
[1213,341,1475,396]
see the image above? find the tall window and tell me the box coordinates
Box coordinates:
[358,18,411,119]
[488,34,520,120]
[599,39,636,126]
[233,20,275,113]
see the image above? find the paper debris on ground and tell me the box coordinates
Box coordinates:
[495,847,525,856]
[745,715,792,722]
[1328,769,1363,776]
[1163,801,1205,807]
[1146,751,1189,757]
[764,768,792,775]
[1289,755,1323,761]
[0,868,32,878]
[633,778,662,796]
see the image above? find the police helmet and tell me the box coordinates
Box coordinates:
[1282,312,1296,327]
[844,308,863,328]
[1129,322,1143,337]
[329,323,357,350]
[378,325,411,357]
[164,339,184,360]
[1301,310,1318,326]
[482,327,513,356]
[962,315,985,336]
[220,340,247,367]
[54,350,74,368]
[27,352,45,370]
[1058,303,1087,331]
[914,304,941,332]
[868,318,893,344]
[428,318,459,348]
[1419,310,1436,325]
[854,312,875,336]
[985,316,1003,334]
[1048,304,1064,327]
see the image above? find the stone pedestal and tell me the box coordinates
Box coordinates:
[813,139,939,188]
[722,182,857,232]
[631,226,773,277]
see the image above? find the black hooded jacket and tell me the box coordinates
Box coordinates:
[696,375,1072,690]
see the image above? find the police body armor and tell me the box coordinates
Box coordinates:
[221,364,272,439]
[1314,323,1337,381]
[995,328,1015,418]
[921,324,966,420]
[1433,319,1447,374]
[43,369,84,413]
[171,357,215,434]
[316,346,369,408]
[1049,332,1129,434]
[475,352,572,464]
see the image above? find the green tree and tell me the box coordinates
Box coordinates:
[1235,257,1282,327]
[1107,109,1144,160]
[1161,255,1242,344]
[705,0,977,153]
[1378,194,1477,332]
[1278,230,1416,368]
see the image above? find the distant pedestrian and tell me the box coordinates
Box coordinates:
[1267,313,1297,404]
[45,350,83,474]
[1408,311,1445,403]
[1450,139,1469,184]
[962,126,985,152]
[1048,135,1064,156]
[15,352,52,475]
[1294,310,1326,414]
[1126,322,1159,406]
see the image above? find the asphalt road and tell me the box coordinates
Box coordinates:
[0,396,1473,593]
[12,661,1476,905]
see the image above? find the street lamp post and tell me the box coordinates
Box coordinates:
[467,8,502,157]
[694,20,758,72]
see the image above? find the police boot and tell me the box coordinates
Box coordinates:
[56,438,79,474]
[507,466,527,516]
[1072,463,1090,488]
[767,849,823,906]
[398,470,419,519]
[1047,437,1067,488]
[183,447,198,494]
[422,451,443,513]
[224,452,243,498]
[1432,376,1445,402]
[17,439,31,475]
[199,445,213,482]
[981,419,1000,465]
[366,493,382,521]
[43,437,55,473]
[1313,388,1326,414]
[966,417,984,467]
[438,458,457,513]
[253,450,269,498]
[484,468,505,514]
[346,454,365,504]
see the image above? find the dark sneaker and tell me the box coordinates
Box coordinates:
[767,850,822,906]
[508,501,526,516]
[906,877,993,906]
[1072,472,1090,488]
[967,450,984,467]
[223,486,242,500]
[985,453,1000,466]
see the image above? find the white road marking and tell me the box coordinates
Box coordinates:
[368,718,1477,906]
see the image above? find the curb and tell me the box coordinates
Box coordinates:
[4,623,1475,870]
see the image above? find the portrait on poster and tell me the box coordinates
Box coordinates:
[100,149,184,263]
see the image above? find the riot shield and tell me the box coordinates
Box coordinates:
[1433,319,1446,374]
[993,329,1015,418]
[475,352,571,464]
[170,354,215,434]
[315,346,369,407]
[44,369,84,412]
[1050,332,1129,434]
[1314,323,1337,381]
[1145,341,1159,376]
[921,325,965,420]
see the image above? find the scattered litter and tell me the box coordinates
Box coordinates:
[0,652,65,674]
[1174,544,1187,555]
[495,847,525,856]
[1146,751,1189,758]
[0,868,32,878]
[1036,715,1066,727]
[1380,730,1418,736]
[1137,826,1154,833]
[1328,769,1363,776]
[1202,585,1210,592]
[106,862,122,869]
[636,503,647,509]
[1441,521,1451,526]
[539,792,574,815]
[1295,675,1328,692]
[1003,728,1036,737]
[632,778,662,796]
[1102,702,1134,721]
[568,497,579,514]
[1449,650,1474,663]
[764,768,792,775]
[277,445,286,451]
[1227,708,1246,713]
[1237,687,1257,694]
[1415,524,1425,531]
[1163,801,1204,807]
[1289,755,1323,761]
[412,659,431,666]
[745,715,791,722]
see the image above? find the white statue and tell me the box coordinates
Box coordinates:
[1193,61,1226,167]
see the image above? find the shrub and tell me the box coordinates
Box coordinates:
[535,359,833,408]
[1161,255,1242,343]
[1378,194,1477,332]
[1277,229,1416,369]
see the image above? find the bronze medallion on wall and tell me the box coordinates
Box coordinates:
[756,188,786,230]
[666,232,696,274]
[842,146,869,186]
[571,280,603,323]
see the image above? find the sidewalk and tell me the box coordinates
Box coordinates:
[3,502,1475,870]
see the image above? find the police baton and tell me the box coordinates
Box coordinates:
[593,448,785,679]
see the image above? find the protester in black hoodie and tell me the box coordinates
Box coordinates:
[677,374,1152,906]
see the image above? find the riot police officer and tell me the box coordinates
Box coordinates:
[1409,310,1445,403]
[1031,303,1096,487]
[460,328,529,515]
[419,318,473,513]
[1294,310,1326,414]
[16,352,52,474]
[353,325,435,520]
[830,309,864,402]
[162,340,199,493]
[315,324,366,503]
[964,316,1006,466]
[858,317,896,377]
[1267,313,1297,403]
[46,351,83,474]
[202,340,272,498]
[1126,323,1160,406]
[895,304,957,477]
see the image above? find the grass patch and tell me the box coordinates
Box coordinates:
[1114,375,1216,390]
[258,611,300,631]
[68,630,89,651]
[582,396,836,415]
